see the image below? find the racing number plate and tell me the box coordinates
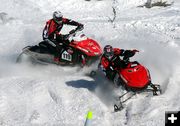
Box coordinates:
[61,50,72,61]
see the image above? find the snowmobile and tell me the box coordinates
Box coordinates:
[98,58,161,112]
[17,31,102,66]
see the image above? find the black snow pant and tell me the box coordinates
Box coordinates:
[40,37,69,58]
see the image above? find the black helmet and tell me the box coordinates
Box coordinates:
[103,45,114,59]
[53,11,63,24]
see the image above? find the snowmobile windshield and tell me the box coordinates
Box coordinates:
[69,31,87,42]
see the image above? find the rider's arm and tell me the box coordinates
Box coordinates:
[113,48,138,63]
[42,22,49,40]
[114,48,137,57]
[100,56,110,69]
[122,50,139,58]
[121,49,139,62]
[63,18,84,32]
[114,48,125,56]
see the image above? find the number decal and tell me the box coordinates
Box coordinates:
[61,51,72,61]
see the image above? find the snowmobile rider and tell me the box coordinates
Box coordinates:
[42,11,84,63]
[100,45,139,81]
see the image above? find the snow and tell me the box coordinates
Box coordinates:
[0,0,180,125]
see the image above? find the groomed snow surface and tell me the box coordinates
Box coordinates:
[0,0,180,125]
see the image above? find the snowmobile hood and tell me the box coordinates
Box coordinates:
[120,62,150,89]
[70,38,102,56]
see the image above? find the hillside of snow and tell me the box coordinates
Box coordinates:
[0,0,180,125]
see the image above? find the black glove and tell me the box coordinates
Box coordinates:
[132,49,139,53]
[74,24,84,32]
[77,24,84,31]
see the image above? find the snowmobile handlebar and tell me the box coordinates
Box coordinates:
[64,29,83,40]
[63,32,76,40]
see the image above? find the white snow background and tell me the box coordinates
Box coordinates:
[0,0,180,125]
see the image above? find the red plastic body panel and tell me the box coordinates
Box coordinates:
[119,62,151,89]
[70,38,102,56]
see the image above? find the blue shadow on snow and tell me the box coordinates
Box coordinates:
[66,79,97,92]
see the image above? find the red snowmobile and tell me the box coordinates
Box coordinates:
[17,31,102,66]
[98,57,161,112]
